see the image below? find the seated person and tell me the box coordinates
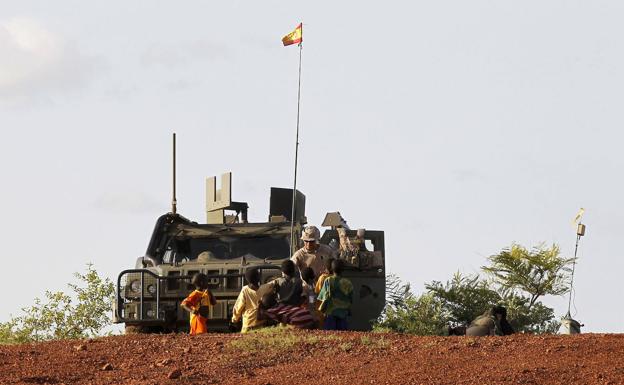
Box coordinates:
[272,260,303,306]
[258,292,316,329]
[499,307,515,335]
[466,305,514,336]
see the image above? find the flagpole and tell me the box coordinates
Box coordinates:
[290,31,303,254]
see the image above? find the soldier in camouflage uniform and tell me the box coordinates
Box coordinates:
[466,306,513,336]
[291,225,337,277]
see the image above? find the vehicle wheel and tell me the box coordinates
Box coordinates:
[124,325,149,334]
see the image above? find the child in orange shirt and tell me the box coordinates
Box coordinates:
[181,273,217,335]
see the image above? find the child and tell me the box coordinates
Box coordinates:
[300,267,320,322]
[314,258,334,328]
[273,260,303,306]
[314,257,335,295]
[231,268,265,333]
[181,273,217,335]
[317,259,353,331]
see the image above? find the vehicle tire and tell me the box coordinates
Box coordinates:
[124,325,149,334]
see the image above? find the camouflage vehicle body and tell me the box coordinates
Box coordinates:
[113,180,385,332]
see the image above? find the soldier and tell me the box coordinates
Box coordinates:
[196,250,214,263]
[466,305,513,336]
[291,225,337,277]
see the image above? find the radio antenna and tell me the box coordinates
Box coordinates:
[561,208,586,334]
[172,132,177,214]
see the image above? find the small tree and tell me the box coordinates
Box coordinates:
[0,264,114,344]
[482,243,574,308]
[66,266,116,337]
[376,293,448,335]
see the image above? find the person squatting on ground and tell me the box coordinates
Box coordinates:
[231,267,266,333]
[258,291,316,329]
[466,305,514,336]
[318,259,353,331]
[291,225,337,278]
[181,273,217,335]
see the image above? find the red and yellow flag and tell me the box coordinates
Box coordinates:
[282,23,302,46]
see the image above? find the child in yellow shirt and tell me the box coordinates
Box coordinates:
[231,268,265,333]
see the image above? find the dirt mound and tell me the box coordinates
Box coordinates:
[0,330,622,385]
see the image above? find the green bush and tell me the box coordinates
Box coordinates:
[0,264,114,344]
[375,292,448,335]
[378,243,571,335]
[426,272,500,326]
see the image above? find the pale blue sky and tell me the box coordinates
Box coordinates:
[1,1,622,332]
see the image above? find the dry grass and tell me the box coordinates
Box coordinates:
[360,335,389,349]
[227,326,339,353]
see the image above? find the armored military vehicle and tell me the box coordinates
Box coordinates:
[113,172,386,333]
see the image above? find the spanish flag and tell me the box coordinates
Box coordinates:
[282,23,302,46]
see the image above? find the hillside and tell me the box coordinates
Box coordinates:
[0,329,622,385]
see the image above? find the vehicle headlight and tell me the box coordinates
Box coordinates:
[130,280,141,293]
[147,284,156,295]
[146,309,155,318]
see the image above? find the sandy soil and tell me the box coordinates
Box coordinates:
[0,330,622,385]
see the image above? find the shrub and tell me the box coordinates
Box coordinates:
[378,243,571,335]
[0,264,114,344]
[376,292,448,335]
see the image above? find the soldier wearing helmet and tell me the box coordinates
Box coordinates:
[465,305,514,336]
[291,225,337,277]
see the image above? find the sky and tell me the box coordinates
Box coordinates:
[1,1,622,332]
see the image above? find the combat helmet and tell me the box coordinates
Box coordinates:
[301,225,320,242]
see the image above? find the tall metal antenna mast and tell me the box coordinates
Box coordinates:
[289,28,303,254]
[566,222,585,316]
[561,215,586,335]
[172,132,177,214]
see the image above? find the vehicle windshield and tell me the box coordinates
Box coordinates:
[166,235,291,263]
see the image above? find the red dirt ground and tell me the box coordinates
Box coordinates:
[0,330,622,385]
